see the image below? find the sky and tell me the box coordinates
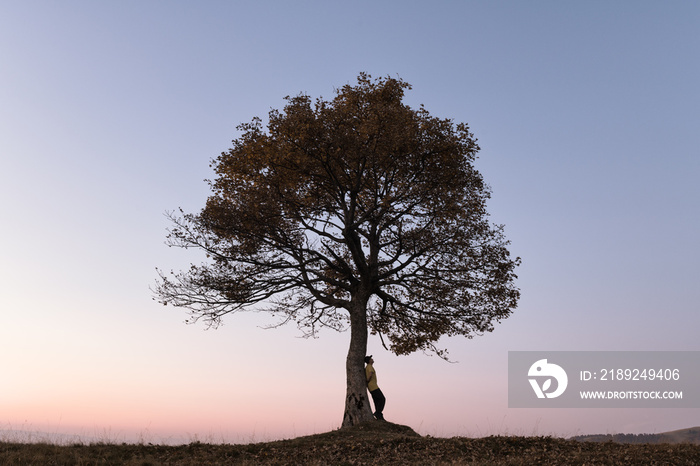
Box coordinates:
[1,1,699,444]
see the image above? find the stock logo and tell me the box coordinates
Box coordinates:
[528,359,568,399]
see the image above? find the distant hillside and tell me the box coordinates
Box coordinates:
[571,426,700,445]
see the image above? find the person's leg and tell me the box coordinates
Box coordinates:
[371,389,386,420]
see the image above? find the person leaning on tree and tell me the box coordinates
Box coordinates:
[364,355,386,421]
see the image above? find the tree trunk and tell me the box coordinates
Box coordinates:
[341,293,375,427]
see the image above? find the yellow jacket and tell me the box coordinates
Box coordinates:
[365,363,379,391]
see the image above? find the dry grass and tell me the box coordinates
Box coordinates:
[2,421,700,465]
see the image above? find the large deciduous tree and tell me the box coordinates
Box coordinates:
[155,74,520,427]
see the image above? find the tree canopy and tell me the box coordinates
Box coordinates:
[155,73,520,425]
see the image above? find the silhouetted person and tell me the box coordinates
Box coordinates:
[365,355,386,420]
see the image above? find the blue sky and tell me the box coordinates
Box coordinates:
[1,1,699,443]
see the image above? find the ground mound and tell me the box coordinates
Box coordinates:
[290,419,420,443]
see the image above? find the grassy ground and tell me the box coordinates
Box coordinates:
[2,421,700,465]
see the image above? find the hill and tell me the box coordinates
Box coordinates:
[570,426,700,445]
[1,421,700,464]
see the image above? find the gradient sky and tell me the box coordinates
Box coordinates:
[1,1,699,444]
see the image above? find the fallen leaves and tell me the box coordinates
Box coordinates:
[2,421,700,465]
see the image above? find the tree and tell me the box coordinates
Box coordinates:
[155,73,520,427]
